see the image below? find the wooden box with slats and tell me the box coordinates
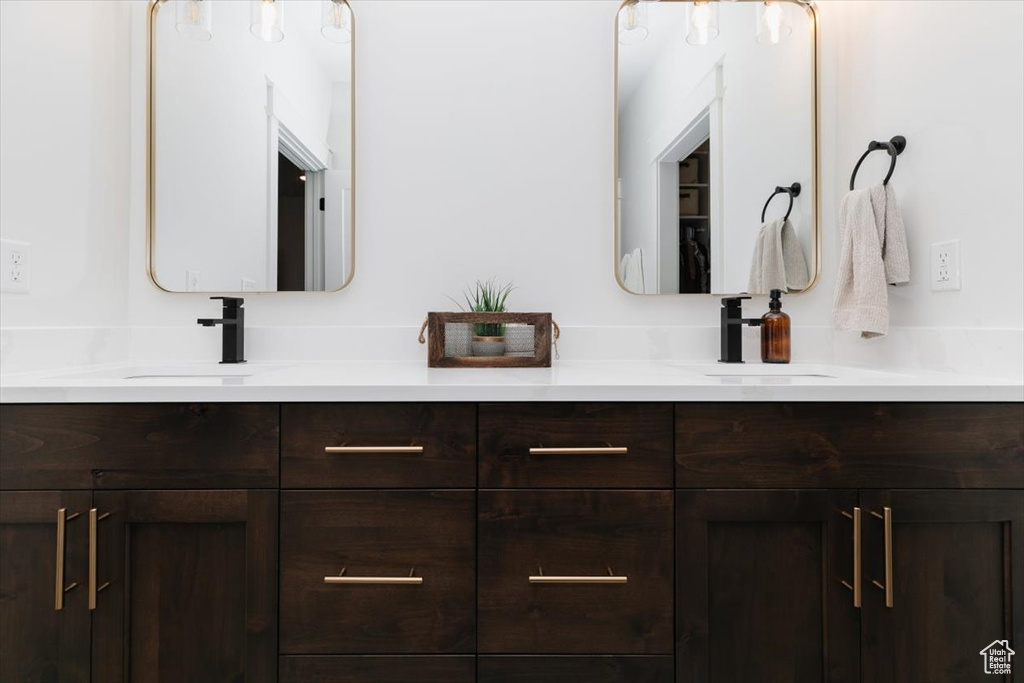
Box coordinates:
[421,312,554,368]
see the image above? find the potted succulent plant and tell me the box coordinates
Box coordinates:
[458,279,514,357]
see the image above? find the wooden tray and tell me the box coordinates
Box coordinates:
[418,312,555,368]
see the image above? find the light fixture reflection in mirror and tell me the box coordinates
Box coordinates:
[175,0,212,41]
[757,1,792,45]
[618,1,649,45]
[321,0,352,44]
[250,0,285,43]
[686,1,720,46]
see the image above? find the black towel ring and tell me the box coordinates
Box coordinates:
[761,182,802,223]
[849,135,907,191]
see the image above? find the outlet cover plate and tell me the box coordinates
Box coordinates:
[0,238,31,294]
[930,240,961,292]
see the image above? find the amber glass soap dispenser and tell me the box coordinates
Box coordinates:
[761,289,791,363]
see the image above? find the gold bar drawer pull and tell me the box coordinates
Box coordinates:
[870,507,894,608]
[529,566,628,584]
[529,576,628,584]
[324,446,424,455]
[54,509,81,611]
[528,447,628,455]
[88,509,111,611]
[324,568,423,585]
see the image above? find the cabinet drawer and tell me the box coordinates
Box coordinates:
[280,656,475,682]
[0,404,279,489]
[282,404,475,488]
[675,403,1024,489]
[478,491,673,654]
[479,403,673,488]
[478,657,673,683]
[280,491,476,654]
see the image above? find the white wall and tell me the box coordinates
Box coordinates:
[153,0,346,291]
[618,1,814,294]
[0,1,130,327]
[832,0,1024,331]
[2,1,1022,377]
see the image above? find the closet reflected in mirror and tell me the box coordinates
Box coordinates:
[149,0,354,292]
[615,0,818,295]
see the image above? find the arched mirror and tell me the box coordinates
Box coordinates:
[615,0,819,295]
[148,0,354,293]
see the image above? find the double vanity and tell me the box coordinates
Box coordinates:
[1,1,1022,681]
[1,366,1021,682]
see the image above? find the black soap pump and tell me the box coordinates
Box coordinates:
[761,289,791,364]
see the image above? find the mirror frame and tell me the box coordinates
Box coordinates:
[146,0,356,294]
[613,0,820,296]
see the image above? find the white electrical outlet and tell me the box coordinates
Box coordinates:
[0,238,31,294]
[186,270,201,292]
[931,240,962,291]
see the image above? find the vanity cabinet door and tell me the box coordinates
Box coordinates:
[479,403,674,488]
[860,490,1024,683]
[676,490,860,683]
[478,490,673,654]
[90,490,278,683]
[280,490,476,654]
[0,491,92,683]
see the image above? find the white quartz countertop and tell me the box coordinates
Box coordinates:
[1,361,1021,403]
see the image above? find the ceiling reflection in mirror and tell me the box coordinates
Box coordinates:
[150,0,353,293]
[616,0,818,296]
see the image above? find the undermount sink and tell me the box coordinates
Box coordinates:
[674,363,910,385]
[120,364,284,380]
[704,373,839,385]
[704,370,838,379]
[123,372,255,380]
[38,364,288,382]
[661,362,896,384]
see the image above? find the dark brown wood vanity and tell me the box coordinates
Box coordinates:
[1,402,1021,682]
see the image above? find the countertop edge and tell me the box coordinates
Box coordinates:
[3,384,1023,403]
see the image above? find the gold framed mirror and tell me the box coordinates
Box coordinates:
[615,0,819,296]
[147,0,355,293]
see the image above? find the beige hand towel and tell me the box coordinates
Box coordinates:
[873,183,910,286]
[747,218,810,294]
[832,183,910,338]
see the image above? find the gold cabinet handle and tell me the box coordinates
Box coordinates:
[55,508,67,610]
[528,575,628,584]
[324,446,424,455]
[870,507,894,608]
[528,447,628,455]
[324,568,423,585]
[840,507,862,608]
[324,576,424,585]
[529,566,627,584]
[88,509,111,611]
[55,509,81,611]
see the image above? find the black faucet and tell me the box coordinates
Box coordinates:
[720,296,762,363]
[197,297,245,364]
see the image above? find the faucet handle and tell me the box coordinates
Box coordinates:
[721,296,751,309]
[210,296,244,308]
